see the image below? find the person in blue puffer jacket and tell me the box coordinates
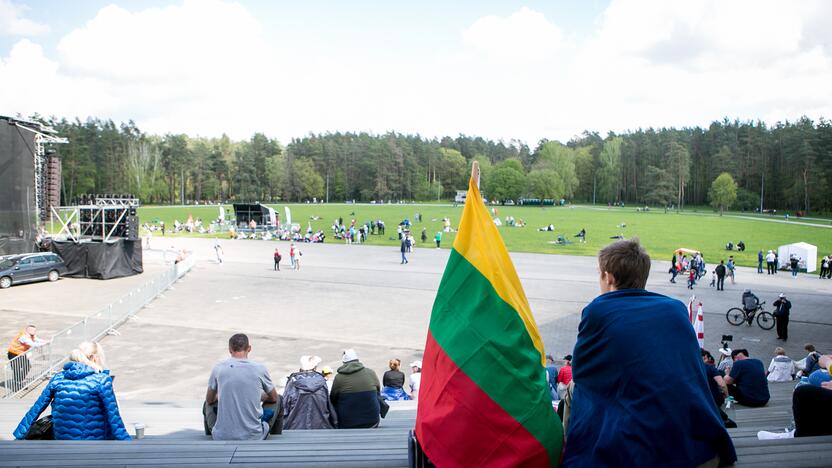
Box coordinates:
[13,341,131,440]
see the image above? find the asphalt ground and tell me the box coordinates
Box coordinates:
[3,236,831,402]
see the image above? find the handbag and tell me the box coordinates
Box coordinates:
[24,415,54,440]
[378,395,390,419]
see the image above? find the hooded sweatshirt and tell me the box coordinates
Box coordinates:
[330,360,381,428]
[14,362,130,440]
[283,371,338,429]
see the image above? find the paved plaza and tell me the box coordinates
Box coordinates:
[4,236,832,403]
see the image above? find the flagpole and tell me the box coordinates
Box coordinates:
[471,161,481,190]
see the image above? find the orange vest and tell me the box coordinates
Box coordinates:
[7,330,31,356]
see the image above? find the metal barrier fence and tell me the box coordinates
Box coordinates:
[1,254,195,398]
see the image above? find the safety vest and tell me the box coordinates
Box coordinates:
[7,330,32,356]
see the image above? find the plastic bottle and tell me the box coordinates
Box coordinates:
[724,396,736,422]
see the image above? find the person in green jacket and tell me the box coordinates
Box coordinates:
[330,349,381,429]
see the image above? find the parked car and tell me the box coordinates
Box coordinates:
[0,253,67,289]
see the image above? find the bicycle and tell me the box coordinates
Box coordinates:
[725,301,776,330]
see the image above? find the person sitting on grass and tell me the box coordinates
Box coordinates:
[204,333,283,440]
[563,238,735,467]
[14,341,130,440]
[724,349,770,407]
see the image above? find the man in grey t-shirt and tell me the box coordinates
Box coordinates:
[203,333,282,440]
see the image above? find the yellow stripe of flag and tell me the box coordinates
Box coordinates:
[452,177,547,366]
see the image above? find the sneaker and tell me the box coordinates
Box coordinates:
[757,429,795,440]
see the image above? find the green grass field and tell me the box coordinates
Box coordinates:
[137,203,832,269]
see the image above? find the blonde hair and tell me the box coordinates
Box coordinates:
[774,347,786,356]
[69,341,105,372]
[389,358,401,371]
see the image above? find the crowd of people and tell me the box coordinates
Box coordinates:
[6,235,832,466]
[9,332,423,440]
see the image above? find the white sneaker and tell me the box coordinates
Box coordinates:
[757,429,795,440]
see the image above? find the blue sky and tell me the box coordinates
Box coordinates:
[1,0,830,143]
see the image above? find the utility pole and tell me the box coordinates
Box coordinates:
[759,171,764,214]
[592,173,597,205]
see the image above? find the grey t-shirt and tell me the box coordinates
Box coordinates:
[208,358,275,440]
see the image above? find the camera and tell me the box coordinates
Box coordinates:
[721,335,733,343]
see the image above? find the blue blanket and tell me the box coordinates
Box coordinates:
[563,289,736,467]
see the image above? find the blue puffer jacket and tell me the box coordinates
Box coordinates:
[13,362,131,440]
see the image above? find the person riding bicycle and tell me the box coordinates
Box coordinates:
[741,289,760,324]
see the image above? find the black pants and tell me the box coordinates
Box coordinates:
[775,314,789,340]
[767,262,775,274]
[716,276,725,291]
[274,257,281,270]
[203,396,283,437]
[794,385,832,437]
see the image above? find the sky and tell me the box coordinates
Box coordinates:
[1,0,831,145]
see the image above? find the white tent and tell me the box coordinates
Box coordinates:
[777,242,817,273]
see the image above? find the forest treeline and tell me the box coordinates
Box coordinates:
[43,115,832,212]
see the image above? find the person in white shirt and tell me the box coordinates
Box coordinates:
[409,360,422,400]
[767,347,796,382]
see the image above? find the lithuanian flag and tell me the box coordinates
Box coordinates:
[415,168,564,467]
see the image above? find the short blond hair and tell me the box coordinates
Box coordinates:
[69,341,105,372]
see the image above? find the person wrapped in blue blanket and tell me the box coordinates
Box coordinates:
[14,341,130,440]
[381,358,411,401]
[563,239,735,467]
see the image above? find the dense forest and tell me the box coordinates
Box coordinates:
[41,115,832,213]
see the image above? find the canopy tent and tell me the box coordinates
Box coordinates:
[674,248,701,256]
[777,242,817,273]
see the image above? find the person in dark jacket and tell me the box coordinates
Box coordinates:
[381,358,410,401]
[14,341,130,440]
[715,261,726,291]
[283,355,338,430]
[330,349,381,428]
[724,349,770,407]
[772,293,791,341]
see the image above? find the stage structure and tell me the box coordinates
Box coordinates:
[0,116,67,255]
[232,203,278,229]
[48,194,143,279]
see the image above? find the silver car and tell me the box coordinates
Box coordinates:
[0,253,67,289]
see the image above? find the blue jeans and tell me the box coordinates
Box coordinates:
[401,252,408,263]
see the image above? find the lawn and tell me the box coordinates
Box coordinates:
[137,203,832,269]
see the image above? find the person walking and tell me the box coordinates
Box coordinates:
[273,248,281,271]
[293,247,302,271]
[289,243,297,270]
[772,293,791,341]
[727,256,736,284]
[790,256,800,278]
[434,231,441,249]
[420,227,427,243]
[757,250,764,274]
[820,256,829,279]
[766,250,776,275]
[715,260,727,291]
[400,237,409,264]
[213,238,224,264]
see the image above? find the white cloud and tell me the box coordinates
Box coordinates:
[0,0,49,36]
[462,7,567,62]
[1,2,832,145]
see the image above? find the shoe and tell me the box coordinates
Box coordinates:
[757,429,794,440]
[724,419,737,429]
